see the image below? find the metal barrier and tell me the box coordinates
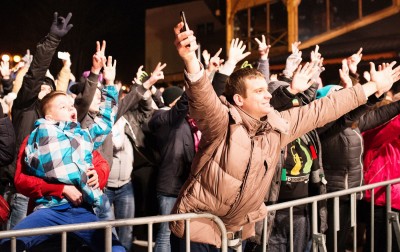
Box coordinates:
[263,177,400,252]
[0,212,228,252]
[2,178,400,252]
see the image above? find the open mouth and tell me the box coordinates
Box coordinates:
[71,113,77,121]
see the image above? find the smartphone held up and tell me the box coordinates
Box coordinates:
[180,11,197,49]
[180,11,189,32]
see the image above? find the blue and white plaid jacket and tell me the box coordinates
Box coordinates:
[25,85,118,208]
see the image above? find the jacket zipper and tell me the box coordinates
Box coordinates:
[224,138,254,219]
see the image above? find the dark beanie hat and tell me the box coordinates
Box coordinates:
[69,82,85,95]
[162,86,184,107]
[40,77,56,91]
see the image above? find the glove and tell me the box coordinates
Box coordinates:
[49,12,73,38]
[283,52,302,79]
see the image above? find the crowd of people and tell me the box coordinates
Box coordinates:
[0,11,399,252]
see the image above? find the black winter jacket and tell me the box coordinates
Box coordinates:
[8,34,61,179]
[149,92,194,196]
[0,113,15,167]
[319,98,400,195]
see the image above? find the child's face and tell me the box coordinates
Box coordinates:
[45,95,77,122]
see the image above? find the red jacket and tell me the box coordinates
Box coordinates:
[14,136,110,202]
[362,115,400,210]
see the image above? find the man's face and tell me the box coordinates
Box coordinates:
[89,88,102,113]
[239,77,273,120]
[38,85,52,100]
[46,95,77,122]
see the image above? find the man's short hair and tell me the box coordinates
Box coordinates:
[224,68,265,104]
[40,91,67,116]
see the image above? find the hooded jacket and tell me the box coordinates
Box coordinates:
[169,70,367,247]
[362,101,400,210]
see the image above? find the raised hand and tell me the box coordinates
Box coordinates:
[310,45,321,65]
[60,52,72,68]
[347,48,363,74]
[202,50,211,67]
[49,12,73,38]
[143,62,167,89]
[339,59,352,88]
[92,40,107,74]
[0,60,11,79]
[174,22,198,64]
[310,45,325,82]
[292,41,301,55]
[103,56,117,85]
[22,49,33,67]
[369,61,398,96]
[254,35,271,60]
[207,48,224,73]
[227,38,251,65]
[289,62,319,94]
[283,41,302,79]
[133,65,148,85]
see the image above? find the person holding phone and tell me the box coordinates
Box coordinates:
[169,19,400,251]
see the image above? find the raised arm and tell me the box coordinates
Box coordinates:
[13,12,73,109]
[118,62,166,119]
[89,58,118,150]
[281,61,400,146]
[359,99,400,132]
[0,103,15,166]
[254,34,271,81]
[55,52,72,92]
[174,21,228,144]
[74,40,107,123]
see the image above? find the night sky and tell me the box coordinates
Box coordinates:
[0,0,150,84]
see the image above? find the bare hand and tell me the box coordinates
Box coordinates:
[143,62,167,89]
[227,38,251,65]
[202,50,211,66]
[370,61,398,96]
[347,48,363,74]
[289,62,319,94]
[0,60,11,79]
[103,56,116,85]
[92,40,107,74]
[174,22,198,63]
[207,48,224,73]
[86,169,99,190]
[62,185,83,206]
[254,35,271,60]
[339,59,352,88]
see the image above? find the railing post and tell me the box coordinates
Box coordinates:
[148,223,153,252]
[334,196,339,252]
[105,226,112,252]
[351,193,357,252]
[387,185,392,252]
[388,211,400,250]
[185,219,191,252]
[61,231,67,252]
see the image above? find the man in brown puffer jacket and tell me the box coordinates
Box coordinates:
[169,21,400,251]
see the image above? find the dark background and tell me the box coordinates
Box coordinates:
[0,0,196,84]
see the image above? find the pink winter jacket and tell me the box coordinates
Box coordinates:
[362,114,400,210]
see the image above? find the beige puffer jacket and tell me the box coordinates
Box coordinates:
[170,72,367,247]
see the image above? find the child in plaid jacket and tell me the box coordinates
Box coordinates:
[24,85,118,209]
